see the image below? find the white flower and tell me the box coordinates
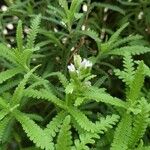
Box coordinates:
[24,26,30,34]
[82,4,88,12]
[103,15,108,21]
[6,23,14,30]
[54,27,58,32]
[68,64,76,72]
[60,21,66,27]
[71,47,75,51]
[81,25,86,31]
[62,37,67,44]
[1,5,7,12]
[3,29,8,35]
[81,59,92,68]
[138,11,144,20]
[104,8,108,13]
[13,16,18,21]
[10,38,14,42]
[7,44,11,48]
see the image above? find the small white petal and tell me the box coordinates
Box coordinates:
[54,27,58,32]
[81,59,92,68]
[81,25,86,31]
[62,37,67,44]
[6,23,14,30]
[82,4,88,12]
[68,64,76,72]
[32,58,36,61]
[7,44,11,48]
[24,26,30,34]
[60,21,66,27]
[71,47,75,51]
[56,57,60,61]
[138,11,144,20]
[104,8,108,13]
[1,5,7,12]
[3,29,8,35]
[10,38,14,42]
[13,16,19,20]
[103,15,108,21]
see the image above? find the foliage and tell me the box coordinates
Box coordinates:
[0,0,150,149]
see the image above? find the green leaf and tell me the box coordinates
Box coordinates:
[11,65,40,106]
[65,83,74,94]
[111,113,132,150]
[26,15,41,48]
[109,46,150,56]
[44,111,66,138]
[128,99,150,148]
[83,87,126,108]
[24,89,66,109]
[0,109,9,121]
[92,2,125,15]
[0,67,22,84]
[127,62,145,104]
[14,110,54,150]
[0,116,11,142]
[16,20,23,51]
[56,116,72,150]
[59,0,68,11]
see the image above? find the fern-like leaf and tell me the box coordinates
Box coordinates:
[14,110,54,150]
[0,116,11,143]
[127,61,145,104]
[109,46,150,56]
[16,20,23,51]
[24,88,66,109]
[114,53,135,86]
[0,79,20,94]
[11,65,39,106]
[83,86,126,108]
[56,115,72,150]
[26,15,41,48]
[0,67,22,84]
[0,109,9,121]
[44,72,69,88]
[96,114,120,134]
[68,107,96,132]
[111,113,132,150]
[72,132,99,150]
[128,99,150,148]
[44,111,66,139]
[0,44,16,64]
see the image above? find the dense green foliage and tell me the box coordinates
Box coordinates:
[0,0,150,149]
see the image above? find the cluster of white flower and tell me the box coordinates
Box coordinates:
[67,57,92,73]
[68,63,76,72]
[81,59,92,68]
[1,5,7,12]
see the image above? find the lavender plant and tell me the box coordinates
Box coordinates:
[0,0,150,150]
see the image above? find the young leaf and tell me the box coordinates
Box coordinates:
[127,62,145,104]
[16,20,23,51]
[26,15,41,48]
[56,116,72,150]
